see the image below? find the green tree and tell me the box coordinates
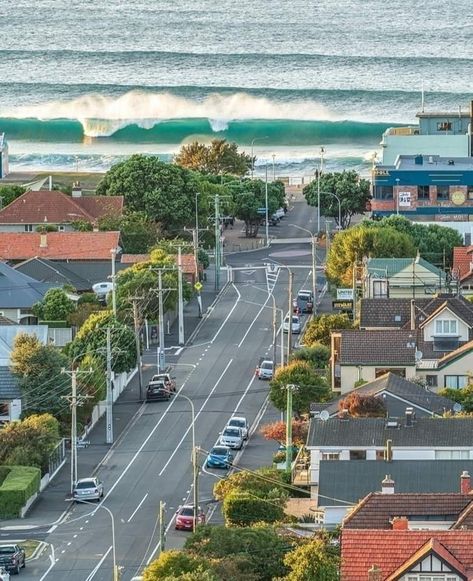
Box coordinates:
[213,467,288,502]
[175,139,253,177]
[290,344,330,368]
[303,170,371,229]
[10,333,70,418]
[325,224,416,286]
[96,155,204,233]
[143,550,212,581]
[66,311,136,373]
[303,314,353,347]
[270,361,330,415]
[160,571,218,581]
[71,219,93,232]
[98,210,159,254]
[439,383,473,413]
[32,288,76,321]
[283,538,339,581]
[0,185,26,207]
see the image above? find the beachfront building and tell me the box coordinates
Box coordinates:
[371,154,473,222]
[380,106,473,165]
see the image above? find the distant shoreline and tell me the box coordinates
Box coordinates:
[1,171,105,191]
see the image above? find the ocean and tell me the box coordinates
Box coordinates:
[1,0,471,177]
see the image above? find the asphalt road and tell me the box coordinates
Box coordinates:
[6,200,324,581]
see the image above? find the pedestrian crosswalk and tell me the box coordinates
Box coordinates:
[265,263,280,294]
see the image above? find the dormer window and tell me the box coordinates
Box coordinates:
[434,319,458,336]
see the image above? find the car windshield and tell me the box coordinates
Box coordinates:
[211,447,227,455]
[292,317,299,323]
[261,362,272,369]
[180,507,194,516]
[75,480,95,489]
[229,419,244,428]
[0,547,15,554]
[223,428,240,437]
[149,382,166,389]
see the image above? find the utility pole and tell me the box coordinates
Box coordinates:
[177,246,184,345]
[159,500,166,553]
[158,271,165,371]
[287,270,293,364]
[193,445,199,533]
[184,225,209,319]
[110,247,117,317]
[312,236,318,316]
[272,300,277,368]
[285,384,296,472]
[106,326,113,444]
[131,297,144,401]
[62,367,92,493]
[214,194,220,291]
[265,165,269,246]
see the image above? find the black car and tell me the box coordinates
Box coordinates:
[0,544,26,575]
[146,380,171,402]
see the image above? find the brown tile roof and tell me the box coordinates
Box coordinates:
[0,190,123,225]
[454,246,472,280]
[120,254,150,264]
[120,253,197,275]
[337,329,417,365]
[343,493,473,530]
[341,530,473,580]
[0,232,120,261]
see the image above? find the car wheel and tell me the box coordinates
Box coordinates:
[21,558,26,568]
[13,563,20,575]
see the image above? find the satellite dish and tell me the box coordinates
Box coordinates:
[415,349,423,362]
[320,410,330,421]
[453,402,463,413]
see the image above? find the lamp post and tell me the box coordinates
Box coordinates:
[395,178,400,215]
[272,153,276,181]
[289,224,318,315]
[316,146,326,233]
[323,191,342,230]
[265,165,269,246]
[250,136,268,178]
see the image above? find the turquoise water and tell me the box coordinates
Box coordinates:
[0,0,471,175]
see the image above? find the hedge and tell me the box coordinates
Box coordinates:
[222,491,285,527]
[0,465,41,518]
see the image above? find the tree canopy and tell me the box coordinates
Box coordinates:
[175,139,253,177]
[142,550,212,581]
[32,288,76,321]
[339,392,387,417]
[289,344,330,367]
[303,314,353,347]
[303,170,371,229]
[98,210,160,254]
[260,419,309,446]
[283,537,339,581]
[0,185,26,208]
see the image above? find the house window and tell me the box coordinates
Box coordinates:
[373,280,388,298]
[426,375,438,388]
[0,403,8,416]
[24,224,33,232]
[321,453,340,461]
[418,185,430,200]
[374,186,393,200]
[437,121,452,131]
[436,186,450,200]
[444,375,468,389]
[435,450,469,459]
[58,225,65,232]
[434,319,458,335]
[349,450,366,460]
[468,186,473,200]
[406,576,459,581]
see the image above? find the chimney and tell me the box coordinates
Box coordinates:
[460,470,471,494]
[40,233,47,248]
[384,439,393,462]
[381,474,395,494]
[71,181,82,198]
[405,407,414,427]
[368,565,382,581]
[391,516,409,530]
[410,299,416,330]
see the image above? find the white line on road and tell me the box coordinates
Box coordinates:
[127,492,149,523]
[237,292,270,348]
[210,283,241,344]
[158,358,234,476]
[84,545,113,581]
[39,544,56,581]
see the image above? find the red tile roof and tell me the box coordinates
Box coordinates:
[341,530,473,580]
[0,232,120,261]
[120,253,197,275]
[0,190,123,225]
[453,246,473,281]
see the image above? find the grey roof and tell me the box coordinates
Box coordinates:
[0,366,20,400]
[310,373,455,417]
[0,261,53,308]
[307,417,473,448]
[367,257,445,279]
[337,329,417,365]
[14,258,129,292]
[317,460,473,507]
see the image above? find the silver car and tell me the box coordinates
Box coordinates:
[73,477,104,502]
[219,426,244,450]
[227,416,249,440]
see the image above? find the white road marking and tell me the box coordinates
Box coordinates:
[39,544,56,581]
[210,283,241,344]
[237,293,271,348]
[84,545,113,581]
[127,492,149,523]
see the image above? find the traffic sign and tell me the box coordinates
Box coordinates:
[194,281,203,291]
[257,207,267,215]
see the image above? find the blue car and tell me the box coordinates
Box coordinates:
[206,445,234,469]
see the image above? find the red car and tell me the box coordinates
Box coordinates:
[175,505,206,531]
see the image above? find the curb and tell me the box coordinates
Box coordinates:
[185,281,231,345]
[27,540,48,562]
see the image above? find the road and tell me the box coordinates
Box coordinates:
[5,200,325,581]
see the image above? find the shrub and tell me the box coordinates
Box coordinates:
[223,491,285,527]
[290,344,330,368]
[0,466,41,518]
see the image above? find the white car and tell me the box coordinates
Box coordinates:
[227,416,249,440]
[92,282,113,300]
[73,477,104,502]
[219,426,244,450]
[275,208,285,219]
[283,314,301,334]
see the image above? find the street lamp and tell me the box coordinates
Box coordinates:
[316,147,326,233]
[250,136,268,178]
[289,224,318,315]
[265,165,269,246]
[395,178,400,215]
[322,191,342,230]
[272,153,276,182]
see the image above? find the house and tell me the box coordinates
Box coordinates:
[341,473,473,579]
[0,231,121,262]
[311,372,456,419]
[453,246,473,294]
[0,189,123,232]
[333,296,473,391]
[305,416,473,493]
[363,257,447,299]
[318,462,473,526]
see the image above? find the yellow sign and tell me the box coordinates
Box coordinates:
[194,282,203,291]
[451,190,466,206]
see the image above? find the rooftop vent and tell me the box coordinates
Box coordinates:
[386,421,399,429]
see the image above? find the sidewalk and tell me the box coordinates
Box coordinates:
[0,272,220,528]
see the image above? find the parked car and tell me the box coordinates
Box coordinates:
[293,290,314,314]
[205,445,234,469]
[283,314,301,334]
[227,416,249,439]
[255,358,274,380]
[219,426,244,450]
[275,208,285,219]
[0,545,25,575]
[151,373,176,393]
[72,477,104,502]
[175,505,206,531]
[146,379,172,402]
[92,282,113,301]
